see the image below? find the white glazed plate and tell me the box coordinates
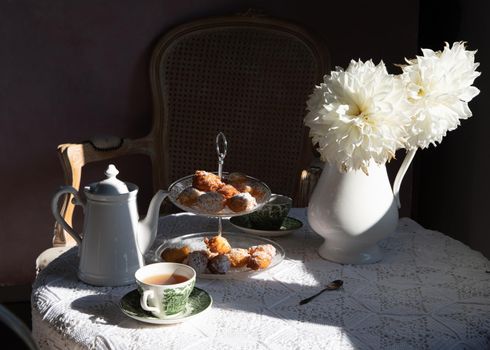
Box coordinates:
[154,232,285,279]
[229,216,303,237]
[119,287,212,325]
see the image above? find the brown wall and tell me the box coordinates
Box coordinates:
[0,0,420,287]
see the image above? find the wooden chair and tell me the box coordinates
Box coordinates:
[49,13,330,250]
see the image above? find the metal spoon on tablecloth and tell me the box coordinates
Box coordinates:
[299,280,343,305]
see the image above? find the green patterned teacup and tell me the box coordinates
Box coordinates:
[135,262,196,319]
[248,194,292,230]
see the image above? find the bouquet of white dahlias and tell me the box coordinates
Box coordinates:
[304,41,480,174]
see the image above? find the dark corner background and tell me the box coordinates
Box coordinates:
[413,0,490,259]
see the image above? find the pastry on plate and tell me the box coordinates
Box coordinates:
[248,244,276,258]
[226,172,248,184]
[249,183,266,201]
[247,244,276,270]
[233,181,253,194]
[217,184,240,199]
[161,245,191,263]
[208,254,231,274]
[195,192,226,213]
[177,187,204,207]
[183,250,209,274]
[247,251,272,270]
[227,192,257,212]
[192,170,224,192]
[226,248,250,268]
[204,235,232,254]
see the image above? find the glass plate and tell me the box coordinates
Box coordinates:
[154,232,285,279]
[167,172,271,217]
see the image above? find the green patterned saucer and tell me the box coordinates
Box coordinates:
[120,287,212,325]
[229,216,303,237]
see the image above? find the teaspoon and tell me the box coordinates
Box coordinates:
[299,279,343,305]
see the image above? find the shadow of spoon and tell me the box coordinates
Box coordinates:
[299,280,343,305]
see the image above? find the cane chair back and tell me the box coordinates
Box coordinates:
[150,16,329,198]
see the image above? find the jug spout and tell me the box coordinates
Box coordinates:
[137,190,168,255]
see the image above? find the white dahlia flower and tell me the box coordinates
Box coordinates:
[304,59,412,174]
[401,41,480,149]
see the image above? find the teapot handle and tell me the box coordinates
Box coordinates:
[51,186,84,246]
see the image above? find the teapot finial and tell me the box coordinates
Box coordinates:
[105,164,119,178]
[88,164,129,195]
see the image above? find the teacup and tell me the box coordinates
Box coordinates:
[248,194,292,230]
[135,262,196,319]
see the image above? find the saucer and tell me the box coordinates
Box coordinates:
[119,287,212,325]
[229,216,303,237]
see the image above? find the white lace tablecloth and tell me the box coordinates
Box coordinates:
[31,209,490,350]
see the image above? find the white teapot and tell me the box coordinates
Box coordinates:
[51,164,167,286]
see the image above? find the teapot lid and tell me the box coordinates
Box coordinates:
[88,164,129,195]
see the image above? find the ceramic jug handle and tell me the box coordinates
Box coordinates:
[392,149,417,209]
[51,186,84,246]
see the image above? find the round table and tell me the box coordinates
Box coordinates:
[31,209,490,349]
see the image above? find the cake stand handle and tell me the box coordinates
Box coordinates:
[215,132,228,235]
[217,217,224,236]
[216,132,227,178]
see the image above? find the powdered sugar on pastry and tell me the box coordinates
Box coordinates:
[227,192,257,212]
[226,248,250,268]
[248,244,276,257]
[195,192,226,213]
[177,187,204,207]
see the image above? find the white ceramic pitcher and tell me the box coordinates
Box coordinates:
[52,164,168,286]
[307,150,417,264]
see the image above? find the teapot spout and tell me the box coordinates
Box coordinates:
[137,190,168,255]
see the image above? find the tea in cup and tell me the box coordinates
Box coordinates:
[248,194,292,230]
[135,262,196,319]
